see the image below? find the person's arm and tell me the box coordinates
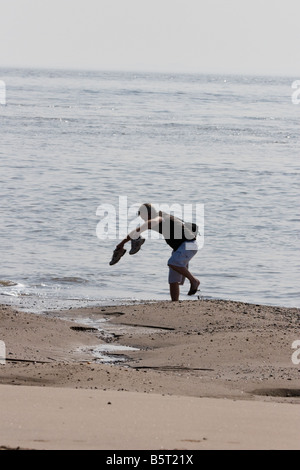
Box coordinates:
[116,216,161,250]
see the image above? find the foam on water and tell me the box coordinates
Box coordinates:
[80,344,140,364]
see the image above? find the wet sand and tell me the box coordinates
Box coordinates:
[0,299,299,449]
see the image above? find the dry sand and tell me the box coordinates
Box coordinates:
[0,299,299,450]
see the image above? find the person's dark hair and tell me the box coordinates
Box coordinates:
[138,203,158,220]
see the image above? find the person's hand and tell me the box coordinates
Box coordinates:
[116,241,125,251]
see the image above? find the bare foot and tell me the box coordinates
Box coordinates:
[188,279,200,296]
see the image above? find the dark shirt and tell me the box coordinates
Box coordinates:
[152,212,197,251]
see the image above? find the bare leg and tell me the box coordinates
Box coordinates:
[168,265,200,295]
[169,282,180,301]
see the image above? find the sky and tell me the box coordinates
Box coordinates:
[0,0,299,76]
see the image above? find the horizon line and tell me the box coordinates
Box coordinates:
[0,64,299,80]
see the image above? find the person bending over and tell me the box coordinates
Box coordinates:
[114,203,200,301]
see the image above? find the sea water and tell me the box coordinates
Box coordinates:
[0,68,299,312]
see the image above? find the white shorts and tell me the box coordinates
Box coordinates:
[168,240,198,285]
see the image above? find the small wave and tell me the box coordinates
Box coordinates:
[0,291,31,297]
[50,276,89,284]
[0,280,18,287]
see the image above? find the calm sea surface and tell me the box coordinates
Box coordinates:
[0,68,299,313]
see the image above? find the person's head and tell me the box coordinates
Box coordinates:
[137,203,158,221]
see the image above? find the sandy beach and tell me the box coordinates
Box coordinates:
[0,299,299,450]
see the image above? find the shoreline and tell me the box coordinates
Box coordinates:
[1,288,300,316]
[1,299,299,449]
